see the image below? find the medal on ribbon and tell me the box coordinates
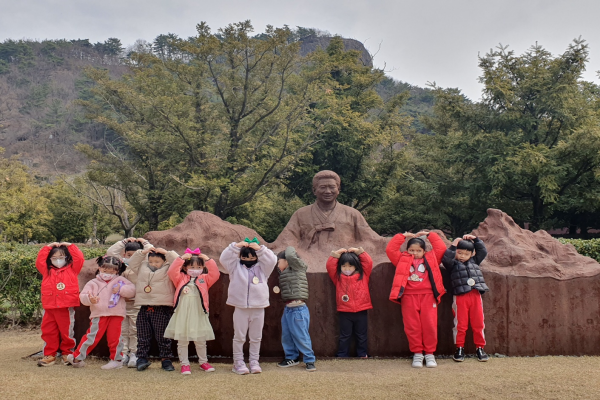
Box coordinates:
[144,285,152,293]
[56,282,65,291]
[467,278,475,286]
[252,276,259,285]
[342,294,349,302]
[273,286,280,294]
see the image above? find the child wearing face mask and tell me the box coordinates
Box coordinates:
[326,247,373,358]
[36,242,85,367]
[127,246,179,372]
[165,248,220,375]
[442,234,489,363]
[386,231,447,368]
[68,256,135,369]
[219,238,277,375]
[106,237,153,368]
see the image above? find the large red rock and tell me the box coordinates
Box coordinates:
[474,208,600,279]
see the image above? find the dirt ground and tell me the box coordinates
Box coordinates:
[2,329,600,400]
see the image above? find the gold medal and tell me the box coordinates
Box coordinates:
[273,286,280,294]
[144,285,152,293]
[56,282,65,291]
[467,278,475,286]
[342,294,349,302]
[252,276,259,285]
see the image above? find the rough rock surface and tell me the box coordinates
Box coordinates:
[299,35,373,67]
[473,209,600,279]
[144,211,265,271]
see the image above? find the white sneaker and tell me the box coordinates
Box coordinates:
[127,354,137,368]
[67,354,85,368]
[101,360,124,370]
[412,353,424,368]
[425,354,437,368]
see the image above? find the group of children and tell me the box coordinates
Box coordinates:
[35,230,489,374]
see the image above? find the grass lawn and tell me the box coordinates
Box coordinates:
[1,329,599,399]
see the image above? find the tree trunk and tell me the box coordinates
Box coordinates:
[531,195,545,232]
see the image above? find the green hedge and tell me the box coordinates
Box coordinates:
[559,238,600,262]
[0,243,107,326]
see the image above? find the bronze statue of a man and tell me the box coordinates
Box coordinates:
[271,170,388,271]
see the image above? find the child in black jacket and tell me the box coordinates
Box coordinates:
[442,234,489,362]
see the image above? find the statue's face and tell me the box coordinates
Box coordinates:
[313,178,339,203]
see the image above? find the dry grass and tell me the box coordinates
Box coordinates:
[1,329,599,400]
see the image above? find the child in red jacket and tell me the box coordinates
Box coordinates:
[326,247,373,358]
[165,248,220,375]
[36,242,85,367]
[386,231,447,368]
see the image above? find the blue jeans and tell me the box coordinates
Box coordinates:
[281,304,316,363]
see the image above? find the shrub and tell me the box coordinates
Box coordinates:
[559,238,600,262]
[0,243,107,326]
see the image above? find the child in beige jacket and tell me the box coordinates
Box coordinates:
[127,246,179,372]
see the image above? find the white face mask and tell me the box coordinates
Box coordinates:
[342,270,354,276]
[52,259,67,268]
[187,269,203,278]
[122,258,130,264]
[100,273,116,281]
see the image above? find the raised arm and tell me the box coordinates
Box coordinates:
[106,240,126,258]
[386,233,407,266]
[473,238,488,265]
[219,243,242,274]
[204,258,221,288]
[168,257,185,285]
[127,249,147,276]
[67,244,85,274]
[326,252,341,284]
[35,245,53,277]
[356,249,373,278]
[257,246,277,278]
[285,246,308,272]
[442,244,457,273]
[427,232,448,264]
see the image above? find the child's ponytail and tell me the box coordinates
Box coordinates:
[95,255,125,276]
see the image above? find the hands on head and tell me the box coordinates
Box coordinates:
[236,241,260,250]
[49,242,71,248]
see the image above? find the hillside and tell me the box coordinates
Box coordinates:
[0,32,433,176]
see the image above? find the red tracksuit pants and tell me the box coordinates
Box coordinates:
[73,316,125,362]
[41,308,76,356]
[452,290,486,348]
[401,293,438,354]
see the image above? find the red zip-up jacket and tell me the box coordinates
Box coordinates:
[168,257,220,314]
[326,251,373,313]
[386,232,447,304]
[36,244,85,309]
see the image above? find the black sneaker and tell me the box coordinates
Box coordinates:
[305,362,316,372]
[136,357,151,371]
[277,358,300,368]
[453,347,465,362]
[476,348,489,362]
[161,359,175,371]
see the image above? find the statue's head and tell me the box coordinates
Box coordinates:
[312,170,341,204]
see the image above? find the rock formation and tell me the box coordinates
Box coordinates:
[299,35,373,67]
[473,209,600,279]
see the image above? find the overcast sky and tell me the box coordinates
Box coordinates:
[2,0,599,100]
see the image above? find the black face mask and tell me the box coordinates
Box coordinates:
[240,259,258,268]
